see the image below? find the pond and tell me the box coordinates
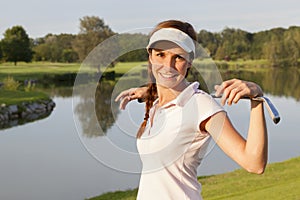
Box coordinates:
[0,68,299,200]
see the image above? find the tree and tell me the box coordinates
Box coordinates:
[283,27,300,66]
[73,16,115,62]
[33,33,78,62]
[1,26,32,65]
[198,30,220,57]
[0,41,2,61]
[214,28,252,60]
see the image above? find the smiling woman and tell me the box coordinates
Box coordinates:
[115,19,268,200]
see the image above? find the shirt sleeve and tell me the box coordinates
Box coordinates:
[193,91,225,133]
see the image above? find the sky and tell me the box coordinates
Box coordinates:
[1,0,300,39]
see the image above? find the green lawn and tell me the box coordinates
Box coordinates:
[0,89,49,105]
[0,61,147,81]
[0,62,83,81]
[87,157,300,200]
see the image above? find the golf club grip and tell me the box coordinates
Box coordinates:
[211,95,280,124]
[252,96,280,124]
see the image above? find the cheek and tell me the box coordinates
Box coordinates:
[177,64,189,75]
[151,63,163,73]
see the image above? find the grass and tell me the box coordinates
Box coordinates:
[0,62,82,74]
[110,61,147,74]
[0,61,148,81]
[0,62,83,81]
[87,156,300,200]
[0,89,49,105]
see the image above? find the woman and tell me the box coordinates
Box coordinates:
[115,20,267,200]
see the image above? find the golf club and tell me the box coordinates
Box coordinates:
[211,95,280,124]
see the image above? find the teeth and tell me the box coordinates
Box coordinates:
[160,73,176,78]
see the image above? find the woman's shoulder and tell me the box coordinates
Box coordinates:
[191,89,223,110]
[193,89,213,100]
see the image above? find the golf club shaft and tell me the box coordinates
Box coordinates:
[211,95,280,124]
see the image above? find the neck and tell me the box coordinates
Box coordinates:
[156,80,189,106]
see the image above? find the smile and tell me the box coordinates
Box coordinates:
[159,72,178,79]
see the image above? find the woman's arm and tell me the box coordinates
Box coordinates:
[205,79,268,174]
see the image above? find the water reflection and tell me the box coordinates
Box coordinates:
[73,81,120,137]
[221,68,300,100]
[73,62,147,137]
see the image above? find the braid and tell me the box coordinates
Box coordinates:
[136,82,157,138]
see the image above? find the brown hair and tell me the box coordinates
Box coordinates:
[136,20,197,138]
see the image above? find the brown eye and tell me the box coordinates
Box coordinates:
[156,52,164,57]
[175,55,185,61]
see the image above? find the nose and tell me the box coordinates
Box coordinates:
[163,56,175,69]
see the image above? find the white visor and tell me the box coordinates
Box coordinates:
[147,28,196,56]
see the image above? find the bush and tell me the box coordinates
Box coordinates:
[24,80,36,92]
[2,76,20,91]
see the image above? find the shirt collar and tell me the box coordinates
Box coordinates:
[153,82,200,108]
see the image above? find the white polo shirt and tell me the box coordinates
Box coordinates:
[136,82,224,200]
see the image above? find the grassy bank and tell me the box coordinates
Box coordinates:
[88,157,300,200]
[0,62,83,81]
[0,61,147,81]
[0,90,49,105]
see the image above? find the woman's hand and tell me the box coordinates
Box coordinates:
[114,87,148,110]
[214,78,263,106]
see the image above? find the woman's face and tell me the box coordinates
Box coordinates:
[149,41,191,89]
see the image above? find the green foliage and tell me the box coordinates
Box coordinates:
[2,76,20,91]
[117,33,149,62]
[213,28,252,60]
[1,26,32,65]
[24,80,35,92]
[61,49,78,63]
[198,26,300,66]
[72,16,115,62]
[33,34,78,62]
[0,41,3,61]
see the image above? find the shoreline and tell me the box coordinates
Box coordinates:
[0,99,55,129]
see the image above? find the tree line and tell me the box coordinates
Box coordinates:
[0,16,299,67]
[198,26,300,67]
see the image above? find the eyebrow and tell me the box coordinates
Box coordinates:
[152,48,187,55]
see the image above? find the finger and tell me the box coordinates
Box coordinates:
[115,90,130,102]
[222,79,238,87]
[232,87,250,104]
[227,88,240,105]
[222,80,244,103]
[119,96,131,110]
[214,85,223,97]
[221,86,232,106]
